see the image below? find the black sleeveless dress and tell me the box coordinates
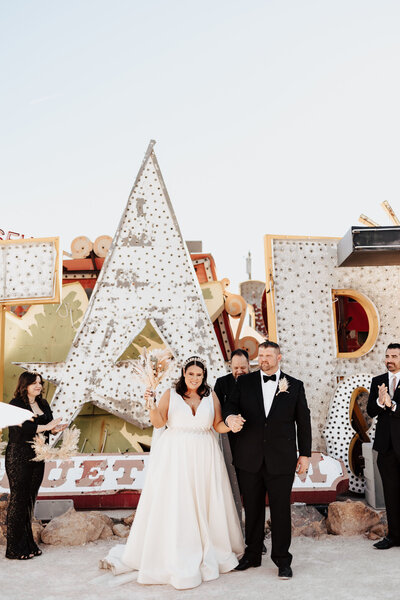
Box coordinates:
[5,396,53,559]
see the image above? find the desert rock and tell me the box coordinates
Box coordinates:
[366,511,387,540]
[41,507,113,546]
[123,511,136,526]
[291,504,327,537]
[112,523,130,538]
[327,500,380,536]
[32,518,44,544]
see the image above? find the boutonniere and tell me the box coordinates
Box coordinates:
[276,376,289,396]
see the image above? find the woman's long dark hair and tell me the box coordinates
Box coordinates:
[13,372,44,409]
[175,358,211,399]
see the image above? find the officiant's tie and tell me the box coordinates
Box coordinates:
[263,374,276,383]
[392,377,398,399]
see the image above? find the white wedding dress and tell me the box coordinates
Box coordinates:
[100,388,244,590]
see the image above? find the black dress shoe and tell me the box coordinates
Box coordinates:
[373,537,398,550]
[235,555,262,571]
[278,566,293,579]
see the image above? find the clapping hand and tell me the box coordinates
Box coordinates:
[378,383,392,408]
[227,414,245,433]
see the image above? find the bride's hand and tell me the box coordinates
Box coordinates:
[144,388,156,410]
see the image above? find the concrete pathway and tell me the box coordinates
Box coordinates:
[1,535,400,600]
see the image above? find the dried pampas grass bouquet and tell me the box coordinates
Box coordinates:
[131,348,174,410]
[30,426,80,462]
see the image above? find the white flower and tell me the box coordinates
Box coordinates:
[276,376,289,395]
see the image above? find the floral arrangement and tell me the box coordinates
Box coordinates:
[276,376,289,396]
[0,431,5,455]
[131,348,174,410]
[30,426,80,462]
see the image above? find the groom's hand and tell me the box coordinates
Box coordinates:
[226,414,245,433]
[296,456,310,475]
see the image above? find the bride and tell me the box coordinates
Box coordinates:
[100,356,245,590]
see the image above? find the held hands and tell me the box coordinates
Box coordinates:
[52,423,68,434]
[47,417,68,434]
[296,456,310,475]
[378,383,392,408]
[226,414,246,433]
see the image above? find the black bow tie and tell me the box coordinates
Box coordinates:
[263,374,276,383]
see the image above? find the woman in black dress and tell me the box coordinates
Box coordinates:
[5,372,65,560]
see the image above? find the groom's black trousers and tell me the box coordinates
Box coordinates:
[238,462,294,567]
[377,449,400,543]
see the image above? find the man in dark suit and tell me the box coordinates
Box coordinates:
[214,348,250,453]
[367,343,400,550]
[223,340,311,579]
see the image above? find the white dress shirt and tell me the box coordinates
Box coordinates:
[261,369,280,418]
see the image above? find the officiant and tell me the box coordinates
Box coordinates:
[214,348,250,453]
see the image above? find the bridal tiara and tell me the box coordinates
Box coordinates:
[183,356,207,370]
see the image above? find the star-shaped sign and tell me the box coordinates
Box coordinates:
[17,141,226,428]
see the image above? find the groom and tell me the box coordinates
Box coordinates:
[224,341,311,579]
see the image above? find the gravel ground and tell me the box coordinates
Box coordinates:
[1,535,400,600]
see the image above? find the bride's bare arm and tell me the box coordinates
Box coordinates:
[146,389,170,428]
[212,392,231,433]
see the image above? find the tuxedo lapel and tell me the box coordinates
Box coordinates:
[253,371,265,417]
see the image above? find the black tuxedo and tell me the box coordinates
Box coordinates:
[223,369,311,567]
[367,372,400,542]
[214,373,237,452]
[367,373,400,455]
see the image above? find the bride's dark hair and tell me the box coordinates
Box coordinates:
[175,358,211,399]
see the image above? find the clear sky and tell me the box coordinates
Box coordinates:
[1,0,400,292]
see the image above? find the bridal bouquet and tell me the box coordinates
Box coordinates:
[30,426,80,462]
[131,348,174,410]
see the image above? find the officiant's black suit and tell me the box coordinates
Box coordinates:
[367,373,400,542]
[214,373,237,452]
[223,370,312,567]
[214,373,236,408]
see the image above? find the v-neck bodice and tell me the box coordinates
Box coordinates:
[167,388,214,430]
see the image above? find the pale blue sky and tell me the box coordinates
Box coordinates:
[1,0,400,291]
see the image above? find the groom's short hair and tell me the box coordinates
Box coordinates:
[258,340,281,353]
